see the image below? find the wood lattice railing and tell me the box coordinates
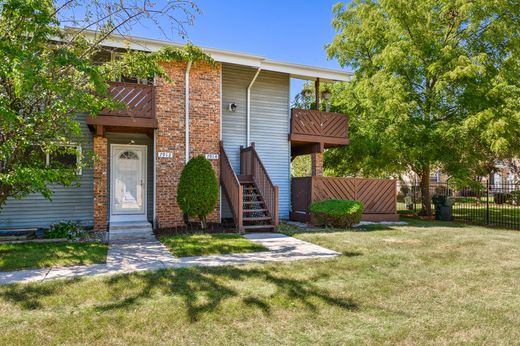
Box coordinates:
[290,108,348,145]
[291,176,397,222]
[220,142,243,231]
[100,82,155,118]
[240,143,279,226]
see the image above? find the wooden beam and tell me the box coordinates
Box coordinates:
[95,125,104,137]
[289,133,349,146]
[291,143,323,158]
[315,78,320,110]
[87,115,158,128]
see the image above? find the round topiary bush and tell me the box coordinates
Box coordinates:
[177,155,219,229]
[309,199,364,228]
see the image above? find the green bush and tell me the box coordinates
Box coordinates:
[511,190,520,205]
[309,199,364,228]
[177,155,219,229]
[494,192,511,205]
[47,221,79,239]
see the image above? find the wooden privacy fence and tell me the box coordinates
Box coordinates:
[290,176,398,222]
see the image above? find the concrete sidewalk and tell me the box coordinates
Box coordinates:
[0,233,339,285]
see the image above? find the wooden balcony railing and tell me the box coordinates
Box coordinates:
[220,142,243,232]
[240,143,279,226]
[289,108,349,147]
[87,81,157,129]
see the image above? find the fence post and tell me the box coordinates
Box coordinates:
[486,180,490,225]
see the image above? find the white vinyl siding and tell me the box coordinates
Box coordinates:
[0,114,94,229]
[221,63,290,220]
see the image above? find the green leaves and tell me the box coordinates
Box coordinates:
[0,1,212,206]
[326,0,520,180]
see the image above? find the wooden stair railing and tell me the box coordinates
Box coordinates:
[240,143,279,226]
[220,142,243,232]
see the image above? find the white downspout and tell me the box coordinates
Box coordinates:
[246,68,261,146]
[185,61,192,164]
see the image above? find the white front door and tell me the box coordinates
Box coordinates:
[110,144,147,222]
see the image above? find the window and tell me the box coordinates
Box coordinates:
[111,52,153,85]
[46,145,82,175]
[119,151,139,160]
[429,172,441,183]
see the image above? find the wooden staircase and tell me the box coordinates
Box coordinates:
[238,175,275,231]
[220,141,279,233]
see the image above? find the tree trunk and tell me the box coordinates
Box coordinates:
[419,168,432,216]
[200,215,207,230]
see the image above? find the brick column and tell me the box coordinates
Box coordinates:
[311,152,324,176]
[154,61,221,229]
[93,135,108,231]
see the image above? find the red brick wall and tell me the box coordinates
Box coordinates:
[155,61,221,229]
[93,135,108,231]
[311,152,324,176]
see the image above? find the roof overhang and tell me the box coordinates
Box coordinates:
[71,29,352,82]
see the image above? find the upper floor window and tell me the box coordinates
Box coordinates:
[429,172,441,183]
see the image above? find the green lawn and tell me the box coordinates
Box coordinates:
[0,220,519,344]
[398,201,520,228]
[0,242,108,271]
[159,233,267,257]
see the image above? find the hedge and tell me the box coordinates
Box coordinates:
[309,199,364,228]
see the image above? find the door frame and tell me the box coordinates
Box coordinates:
[109,144,147,222]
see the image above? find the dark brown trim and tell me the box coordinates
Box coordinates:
[87,115,158,128]
[289,133,349,145]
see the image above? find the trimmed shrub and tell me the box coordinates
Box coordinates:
[494,192,511,205]
[511,190,520,205]
[177,155,219,229]
[309,199,364,228]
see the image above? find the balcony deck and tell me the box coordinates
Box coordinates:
[87,82,158,131]
[289,108,349,157]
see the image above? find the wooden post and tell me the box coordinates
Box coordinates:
[315,78,320,110]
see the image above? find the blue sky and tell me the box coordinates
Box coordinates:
[130,0,350,100]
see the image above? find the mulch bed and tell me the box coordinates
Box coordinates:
[154,219,238,237]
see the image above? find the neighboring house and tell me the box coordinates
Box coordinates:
[0,31,353,232]
[400,162,520,189]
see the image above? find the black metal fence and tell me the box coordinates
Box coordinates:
[397,182,520,230]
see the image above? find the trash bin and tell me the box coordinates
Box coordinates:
[432,195,455,221]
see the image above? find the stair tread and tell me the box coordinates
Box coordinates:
[243,216,272,221]
[243,208,268,212]
[243,224,275,230]
[243,201,265,204]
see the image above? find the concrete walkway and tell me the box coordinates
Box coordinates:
[0,233,339,285]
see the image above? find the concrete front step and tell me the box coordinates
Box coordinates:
[109,222,153,231]
[108,222,155,243]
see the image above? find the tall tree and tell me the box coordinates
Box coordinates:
[0,0,212,207]
[327,0,520,215]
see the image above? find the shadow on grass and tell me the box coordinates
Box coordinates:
[0,265,359,321]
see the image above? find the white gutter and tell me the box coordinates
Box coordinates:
[185,61,192,164]
[153,129,157,227]
[246,68,261,146]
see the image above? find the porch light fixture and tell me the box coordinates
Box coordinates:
[301,89,313,98]
[229,102,237,112]
[321,89,332,100]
